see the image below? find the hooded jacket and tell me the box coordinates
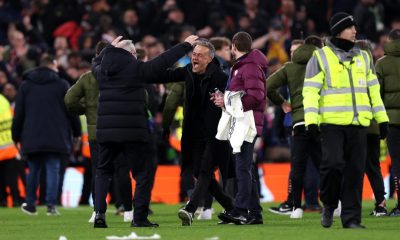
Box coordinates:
[12,67,81,155]
[226,49,267,135]
[376,39,400,125]
[267,44,317,124]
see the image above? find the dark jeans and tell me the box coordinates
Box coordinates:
[95,142,153,221]
[233,138,262,216]
[320,124,367,227]
[26,153,62,207]
[185,140,233,213]
[387,126,400,203]
[365,134,386,205]
[291,125,321,208]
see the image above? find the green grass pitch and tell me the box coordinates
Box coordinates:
[0,200,398,240]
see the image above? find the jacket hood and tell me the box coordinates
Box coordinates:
[292,44,317,64]
[384,39,400,57]
[236,49,268,72]
[23,67,59,84]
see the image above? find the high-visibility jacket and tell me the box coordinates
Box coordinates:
[303,40,389,127]
[80,115,90,158]
[0,94,18,161]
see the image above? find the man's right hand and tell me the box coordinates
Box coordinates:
[184,35,199,46]
[281,101,292,113]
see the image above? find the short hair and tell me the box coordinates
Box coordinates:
[95,41,108,55]
[291,39,304,46]
[305,35,324,48]
[136,47,147,61]
[232,31,252,53]
[40,55,56,67]
[388,29,400,41]
[210,37,231,51]
[193,39,215,59]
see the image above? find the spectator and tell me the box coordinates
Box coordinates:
[13,55,81,216]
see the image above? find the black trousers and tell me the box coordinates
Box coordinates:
[0,158,21,204]
[95,142,153,221]
[89,140,133,211]
[291,125,321,208]
[320,124,367,227]
[365,134,386,205]
[387,126,400,204]
[185,139,233,213]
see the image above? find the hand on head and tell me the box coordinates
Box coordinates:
[184,35,199,46]
[111,36,123,46]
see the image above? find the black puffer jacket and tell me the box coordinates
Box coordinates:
[92,42,192,143]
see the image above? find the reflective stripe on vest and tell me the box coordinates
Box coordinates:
[311,47,374,126]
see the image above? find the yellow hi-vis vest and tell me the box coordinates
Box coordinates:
[80,115,90,158]
[303,45,389,127]
[0,94,18,161]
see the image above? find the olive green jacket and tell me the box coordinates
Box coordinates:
[64,71,99,141]
[162,82,185,130]
[376,39,400,126]
[266,44,317,124]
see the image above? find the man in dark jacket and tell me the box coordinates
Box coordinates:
[92,35,198,228]
[12,55,81,216]
[64,41,134,223]
[215,31,267,225]
[376,29,400,216]
[266,36,323,219]
[159,39,233,226]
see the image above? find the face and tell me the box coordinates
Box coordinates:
[338,25,357,42]
[231,44,239,60]
[216,45,231,62]
[290,43,301,58]
[191,45,212,74]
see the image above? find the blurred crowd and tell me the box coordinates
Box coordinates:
[1,0,400,207]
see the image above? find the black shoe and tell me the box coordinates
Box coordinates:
[218,210,247,225]
[115,205,125,216]
[217,220,231,225]
[343,223,366,229]
[268,201,293,215]
[370,204,387,217]
[46,205,60,216]
[388,205,400,217]
[21,203,38,216]
[178,208,193,226]
[246,217,264,225]
[321,207,334,228]
[94,213,107,228]
[131,218,159,227]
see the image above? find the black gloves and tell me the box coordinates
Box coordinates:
[379,122,389,139]
[306,124,319,138]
